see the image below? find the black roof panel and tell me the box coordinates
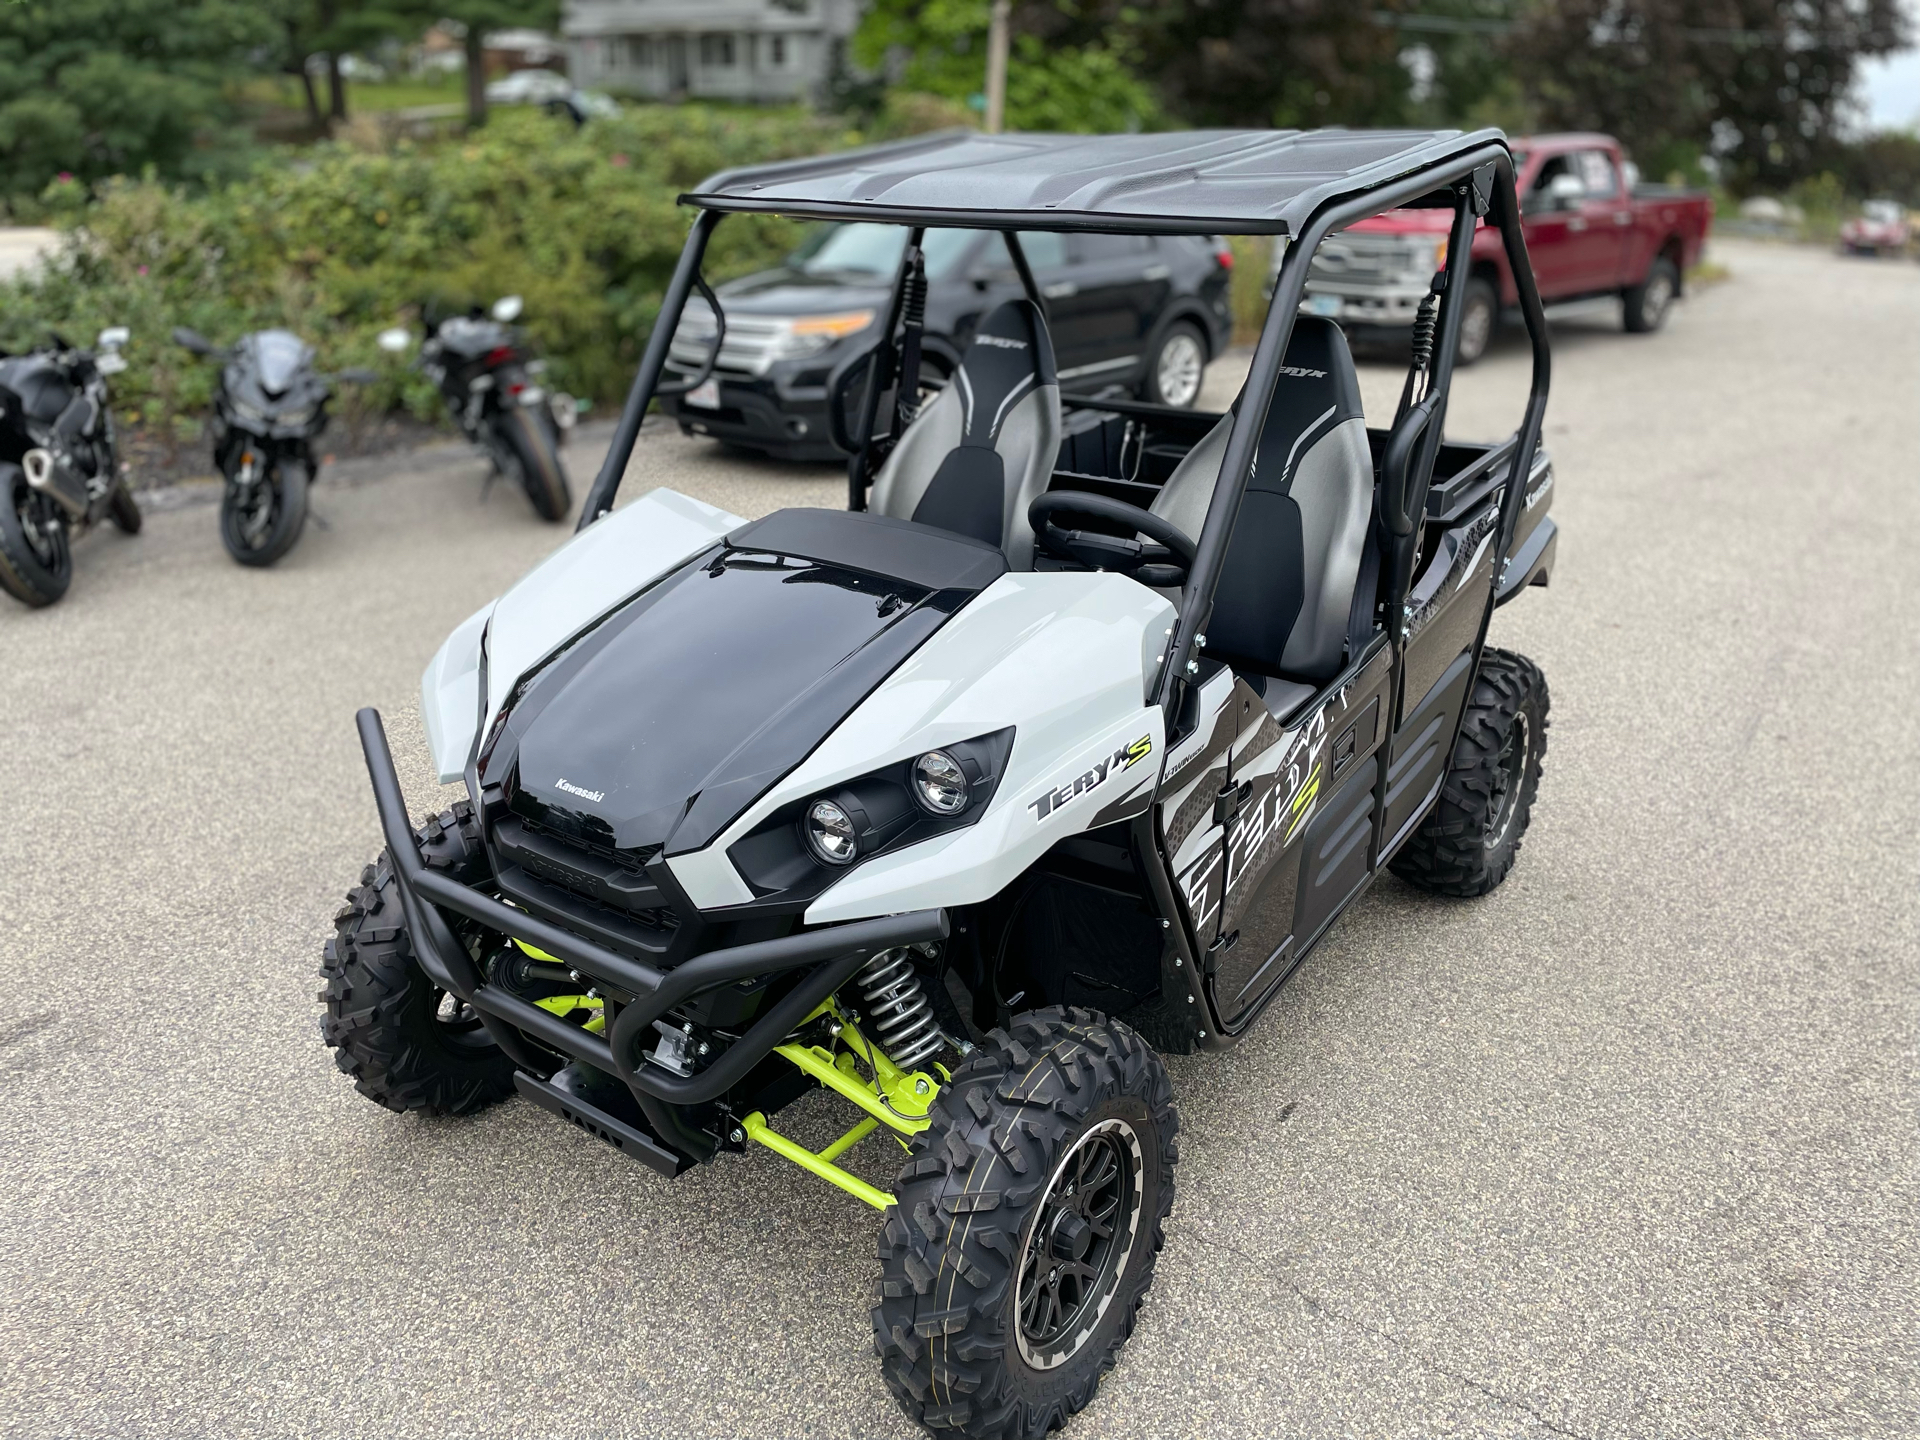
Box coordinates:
[685,127,1508,235]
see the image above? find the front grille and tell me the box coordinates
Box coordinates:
[1310,235,1422,279]
[668,311,792,377]
[490,813,680,953]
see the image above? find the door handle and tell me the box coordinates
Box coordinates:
[1567,217,1588,233]
[1043,281,1078,299]
[1613,211,1633,226]
[1214,779,1252,827]
[1142,264,1171,281]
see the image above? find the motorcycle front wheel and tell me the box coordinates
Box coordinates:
[0,463,73,607]
[220,459,308,567]
[493,406,571,523]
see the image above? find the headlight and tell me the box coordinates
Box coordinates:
[231,399,268,425]
[805,799,858,865]
[773,310,875,360]
[276,406,315,426]
[912,750,970,815]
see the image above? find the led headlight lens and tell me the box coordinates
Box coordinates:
[805,799,858,865]
[912,750,970,815]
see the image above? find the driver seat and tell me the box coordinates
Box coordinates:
[869,299,1062,569]
[1148,316,1373,705]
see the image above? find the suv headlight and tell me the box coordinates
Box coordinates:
[771,311,875,360]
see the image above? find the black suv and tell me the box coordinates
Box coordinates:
[659,223,1233,461]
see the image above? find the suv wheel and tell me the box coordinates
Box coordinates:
[1143,322,1206,408]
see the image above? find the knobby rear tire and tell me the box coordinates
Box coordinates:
[107,480,142,534]
[318,800,517,1115]
[874,1006,1178,1439]
[1389,647,1549,898]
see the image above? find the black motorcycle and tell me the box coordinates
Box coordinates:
[173,326,376,567]
[378,294,575,522]
[0,327,141,608]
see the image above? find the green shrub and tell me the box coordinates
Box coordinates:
[0,106,861,437]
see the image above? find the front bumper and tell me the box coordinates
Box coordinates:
[1300,279,1431,328]
[658,371,840,461]
[355,708,946,1157]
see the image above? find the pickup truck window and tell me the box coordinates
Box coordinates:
[1574,150,1619,199]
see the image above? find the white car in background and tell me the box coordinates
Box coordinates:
[485,69,574,106]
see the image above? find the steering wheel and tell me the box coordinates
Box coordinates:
[1029,491,1197,587]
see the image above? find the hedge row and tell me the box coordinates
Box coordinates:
[0,106,862,438]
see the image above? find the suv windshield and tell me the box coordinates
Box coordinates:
[789,224,981,281]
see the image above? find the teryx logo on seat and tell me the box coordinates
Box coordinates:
[1028,736,1153,820]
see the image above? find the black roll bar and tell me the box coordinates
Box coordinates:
[577,207,722,530]
[354,709,948,1113]
[1151,142,1550,711]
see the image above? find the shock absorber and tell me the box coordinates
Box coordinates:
[856,947,944,1071]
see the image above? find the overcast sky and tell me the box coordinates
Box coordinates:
[1855,0,1920,132]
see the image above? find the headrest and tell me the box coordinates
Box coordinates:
[1241,316,1364,495]
[953,298,1057,448]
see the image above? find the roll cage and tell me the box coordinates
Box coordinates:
[577,126,1551,738]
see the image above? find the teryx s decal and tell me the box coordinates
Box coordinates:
[1028,736,1153,821]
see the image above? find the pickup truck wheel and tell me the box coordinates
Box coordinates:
[1623,255,1678,333]
[1453,278,1498,366]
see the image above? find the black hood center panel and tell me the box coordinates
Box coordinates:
[487,511,1002,862]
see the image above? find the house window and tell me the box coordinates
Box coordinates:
[622,36,654,68]
[699,34,735,67]
[769,35,788,66]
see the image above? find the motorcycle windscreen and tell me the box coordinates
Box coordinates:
[250,329,310,394]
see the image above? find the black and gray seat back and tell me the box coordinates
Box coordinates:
[869,299,1062,569]
[1148,316,1372,683]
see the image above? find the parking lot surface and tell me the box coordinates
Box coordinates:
[2,238,1914,1439]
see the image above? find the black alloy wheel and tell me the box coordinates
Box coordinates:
[1015,1119,1145,1371]
[1482,710,1531,852]
[220,459,308,567]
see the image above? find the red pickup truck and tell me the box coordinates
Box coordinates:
[1299,132,1714,363]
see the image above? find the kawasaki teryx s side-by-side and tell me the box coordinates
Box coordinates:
[322,128,1558,1438]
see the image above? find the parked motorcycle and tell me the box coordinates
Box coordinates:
[0,327,140,608]
[172,327,376,567]
[378,294,575,522]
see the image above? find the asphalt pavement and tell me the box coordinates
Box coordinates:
[2,237,1915,1439]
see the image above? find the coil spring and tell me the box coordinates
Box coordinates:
[856,947,944,1071]
[1408,291,1439,373]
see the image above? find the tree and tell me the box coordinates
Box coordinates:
[273,0,436,129]
[854,0,1161,132]
[0,0,276,197]
[434,1,562,129]
[1060,0,1421,130]
[1505,0,1911,190]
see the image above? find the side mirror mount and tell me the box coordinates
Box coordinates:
[97,325,131,351]
[172,326,214,356]
[1544,173,1587,210]
[377,327,413,354]
[490,294,524,323]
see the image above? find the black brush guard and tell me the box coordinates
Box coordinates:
[356,708,948,1169]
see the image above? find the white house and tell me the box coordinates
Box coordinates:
[562,1,865,103]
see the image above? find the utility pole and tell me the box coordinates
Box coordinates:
[984,0,1010,134]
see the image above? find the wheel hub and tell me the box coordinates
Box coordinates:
[1015,1117,1145,1370]
[1483,712,1529,850]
